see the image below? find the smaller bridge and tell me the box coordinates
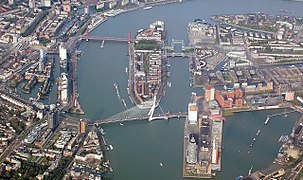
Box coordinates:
[81,36,134,42]
[82,31,134,43]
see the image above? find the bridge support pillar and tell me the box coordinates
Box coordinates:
[128,32,131,44]
[85,30,89,42]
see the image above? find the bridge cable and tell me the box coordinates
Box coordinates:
[158,105,166,116]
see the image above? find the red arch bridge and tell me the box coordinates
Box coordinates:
[82,31,134,43]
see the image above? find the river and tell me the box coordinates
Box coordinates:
[76,0,303,179]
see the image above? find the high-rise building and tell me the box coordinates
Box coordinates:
[187,136,197,164]
[40,49,45,60]
[29,0,35,9]
[48,110,59,131]
[121,0,129,6]
[188,103,198,125]
[234,89,243,99]
[205,86,215,102]
[84,6,89,14]
[235,99,243,107]
[41,0,51,7]
[38,49,45,72]
[225,91,234,99]
[285,91,295,101]
[8,0,14,5]
[215,90,224,108]
[210,88,215,101]
[79,119,87,133]
[96,2,105,9]
[224,98,233,108]
[108,0,117,9]
[59,43,67,60]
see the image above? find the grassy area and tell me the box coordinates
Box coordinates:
[10,118,25,134]
[223,74,231,82]
[223,110,234,117]
[43,156,73,180]
[134,41,160,50]
[284,154,303,177]
[0,160,47,179]
[193,74,204,87]
[223,107,251,117]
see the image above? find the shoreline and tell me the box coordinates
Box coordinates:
[87,0,189,34]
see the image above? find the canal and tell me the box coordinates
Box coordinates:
[76,0,303,179]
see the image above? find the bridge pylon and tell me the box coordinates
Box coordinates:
[128,32,131,44]
[85,30,89,42]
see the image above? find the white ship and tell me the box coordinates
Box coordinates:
[256,129,261,136]
[264,117,270,124]
[143,6,152,10]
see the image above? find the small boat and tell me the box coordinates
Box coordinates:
[250,138,256,147]
[100,128,106,135]
[256,129,261,136]
[248,165,253,175]
[143,6,152,10]
[125,67,128,74]
[167,82,171,87]
[285,114,288,117]
[264,117,270,124]
[122,99,127,108]
[101,40,105,48]
[120,123,124,126]
[137,28,144,34]
[160,163,163,167]
[109,145,113,150]
[235,176,243,180]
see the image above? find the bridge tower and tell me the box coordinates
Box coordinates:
[85,30,89,42]
[128,32,131,43]
[148,96,157,121]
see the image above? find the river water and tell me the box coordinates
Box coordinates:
[76,0,303,179]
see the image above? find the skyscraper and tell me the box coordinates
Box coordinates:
[48,110,59,131]
[187,136,197,164]
[38,49,46,72]
[79,119,87,133]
